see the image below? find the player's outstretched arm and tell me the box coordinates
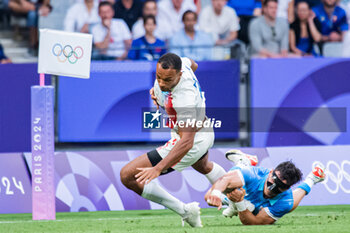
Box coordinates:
[189,58,198,72]
[227,189,275,225]
[237,208,275,225]
[205,170,244,210]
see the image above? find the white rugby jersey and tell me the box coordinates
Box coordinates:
[153,57,206,131]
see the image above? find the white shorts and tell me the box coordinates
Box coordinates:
[155,129,215,171]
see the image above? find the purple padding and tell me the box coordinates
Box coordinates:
[0,153,32,213]
[31,86,55,220]
[52,146,350,212]
[2,145,349,214]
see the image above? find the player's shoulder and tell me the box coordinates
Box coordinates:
[229,166,269,180]
[249,165,270,176]
[181,57,192,68]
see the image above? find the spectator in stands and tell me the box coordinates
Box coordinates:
[289,1,322,56]
[170,10,214,60]
[64,0,100,33]
[113,0,143,31]
[226,0,262,44]
[199,0,240,45]
[249,0,289,57]
[0,43,11,64]
[8,0,51,53]
[132,0,172,41]
[128,15,166,60]
[277,0,295,23]
[312,0,348,42]
[92,1,132,60]
[157,0,197,37]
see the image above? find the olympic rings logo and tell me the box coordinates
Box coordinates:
[52,43,84,64]
[313,160,350,194]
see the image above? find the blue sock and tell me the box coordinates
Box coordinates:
[298,182,311,195]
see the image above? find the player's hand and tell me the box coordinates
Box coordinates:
[227,188,245,202]
[149,88,159,109]
[135,167,161,184]
[206,194,222,210]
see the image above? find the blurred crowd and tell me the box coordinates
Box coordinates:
[1,0,350,62]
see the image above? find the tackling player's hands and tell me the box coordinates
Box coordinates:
[227,187,246,202]
[149,88,159,109]
[135,167,162,184]
[206,193,223,210]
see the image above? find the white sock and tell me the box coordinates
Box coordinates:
[205,162,226,184]
[142,181,185,216]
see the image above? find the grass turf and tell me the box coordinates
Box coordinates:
[0,205,349,233]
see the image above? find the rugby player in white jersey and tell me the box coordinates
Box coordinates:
[120,53,227,227]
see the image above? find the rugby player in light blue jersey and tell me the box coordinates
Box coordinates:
[205,150,325,225]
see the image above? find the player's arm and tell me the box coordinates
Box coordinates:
[156,126,196,171]
[205,170,244,209]
[189,58,198,72]
[135,125,196,184]
[237,208,275,225]
[227,189,275,225]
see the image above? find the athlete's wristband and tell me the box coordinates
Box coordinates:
[211,189,222,198]
[235,200,247,212]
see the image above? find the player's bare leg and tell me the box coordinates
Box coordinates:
[291,164,326,211]
[120,154,151,195]
[191,152,213,175]
[120,154,203,227]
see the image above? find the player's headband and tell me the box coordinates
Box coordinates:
[267,171,290,194]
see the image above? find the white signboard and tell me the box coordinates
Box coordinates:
[38,29,92,79]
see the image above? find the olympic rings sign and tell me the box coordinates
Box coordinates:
[52,43,84,64]
[313,160,350,194]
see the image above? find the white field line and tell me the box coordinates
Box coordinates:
[0,215,217,224]
[0,212,346,224]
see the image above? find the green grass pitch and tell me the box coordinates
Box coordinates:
[0,205,349,233]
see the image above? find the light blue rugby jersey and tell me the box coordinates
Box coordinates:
[230,166,294,220]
